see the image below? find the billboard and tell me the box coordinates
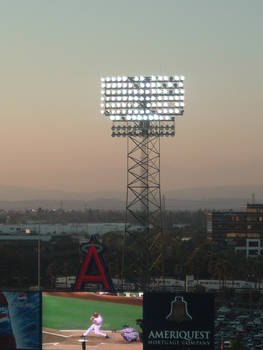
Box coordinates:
[42,291,142,350]
[0,291,41,350]
[143,293,214,350]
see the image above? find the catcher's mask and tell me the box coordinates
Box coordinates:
[122,325,129,329]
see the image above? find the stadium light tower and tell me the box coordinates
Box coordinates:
[100,75,185,289]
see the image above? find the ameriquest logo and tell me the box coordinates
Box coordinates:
[166,296,192,323]
[143,293,214,350]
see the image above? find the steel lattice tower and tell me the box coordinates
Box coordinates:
[123,122,164,289]
[100,75,185,290]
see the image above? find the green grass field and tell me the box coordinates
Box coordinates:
[43,295,142,331]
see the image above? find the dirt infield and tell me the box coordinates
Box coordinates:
[43,292,143,306]
[43,328,142,350]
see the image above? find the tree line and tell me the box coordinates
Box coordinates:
[1,229,263,290]
[1,208,206,227]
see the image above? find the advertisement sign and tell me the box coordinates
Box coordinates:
[143,293,214,350]
[0,291,41,350]
[75,235,114,291]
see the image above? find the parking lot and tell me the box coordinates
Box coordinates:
[215,307,263,349]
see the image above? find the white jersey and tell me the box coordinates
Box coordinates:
[83,314,106,337]
[93,315,103,325]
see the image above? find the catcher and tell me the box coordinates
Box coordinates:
[120,325,139,343]
[83,313,110,338]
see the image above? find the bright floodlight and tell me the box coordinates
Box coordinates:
[100,75,185,122]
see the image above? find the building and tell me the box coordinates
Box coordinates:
[0,222,144,242]
[208,204,263,258]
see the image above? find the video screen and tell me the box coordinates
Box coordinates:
[42,291,143,350]
[0,291,41,350]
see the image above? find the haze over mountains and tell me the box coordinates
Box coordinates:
[0,185,263,211]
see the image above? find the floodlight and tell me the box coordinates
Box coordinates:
[100,75,185,128]
[100,74,186,287]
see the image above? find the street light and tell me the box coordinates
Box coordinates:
[38,224,40,290]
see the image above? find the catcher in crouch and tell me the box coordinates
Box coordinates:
[83,313,110,338]
[120,325,139,343]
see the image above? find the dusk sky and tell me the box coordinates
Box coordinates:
[1,0,263,195]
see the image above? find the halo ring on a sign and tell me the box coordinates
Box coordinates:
[81,243,103,253]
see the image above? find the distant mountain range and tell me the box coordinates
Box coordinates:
[0,184,262,210]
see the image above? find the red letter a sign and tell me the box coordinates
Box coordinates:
[74,235,113,291]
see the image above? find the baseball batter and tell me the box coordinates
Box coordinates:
[83,313,109,338]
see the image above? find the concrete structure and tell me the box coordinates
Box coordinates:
[208,204,263,258]
[55,276,262,291]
